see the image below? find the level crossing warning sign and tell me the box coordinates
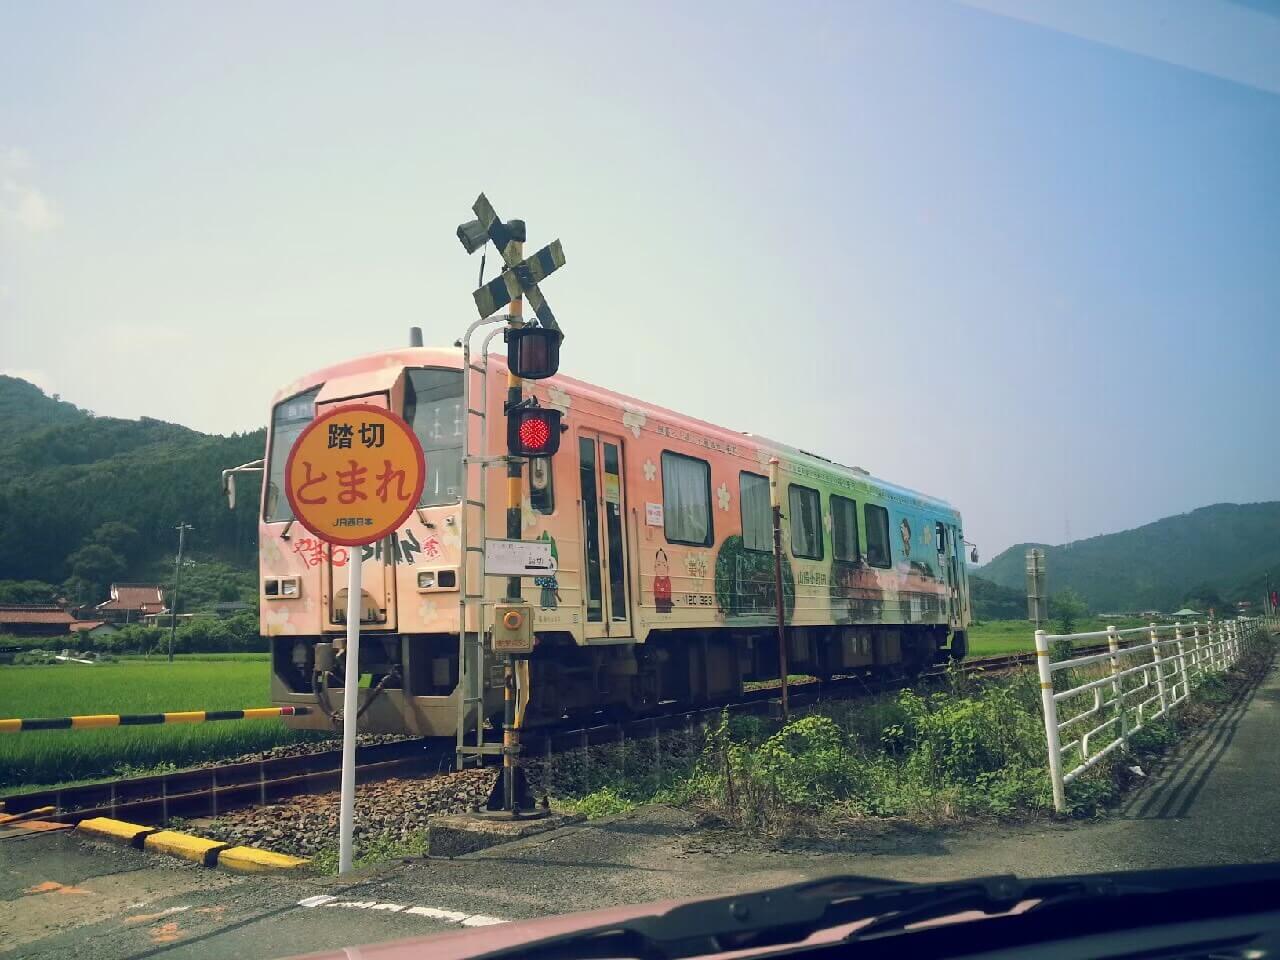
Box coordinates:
[282,402,426,876]
[283,404,425,547]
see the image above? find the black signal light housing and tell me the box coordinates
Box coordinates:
[508,407,562,457]
[506,326,563,381]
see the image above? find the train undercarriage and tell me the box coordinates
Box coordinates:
[269,625,968,737]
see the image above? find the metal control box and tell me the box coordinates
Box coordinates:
[491,602,534,654]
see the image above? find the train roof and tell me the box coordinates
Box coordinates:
[545,364,961,520]
[272,344,961,520]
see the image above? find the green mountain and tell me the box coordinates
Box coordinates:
[0,375,88,433]
[975,502,1280,613]
[0,375,264,594]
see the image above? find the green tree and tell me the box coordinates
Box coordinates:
[87,521,140,563]
[1185,583,1227,616]
[1050,587,1087,635]
[0,579,58,604]
[968,575,1025,620]
[64,543,126,603]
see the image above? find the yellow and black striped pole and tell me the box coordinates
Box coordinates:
[504,230,525,815]
[0,705,309,733]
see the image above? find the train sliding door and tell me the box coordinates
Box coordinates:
[578,431,632,638]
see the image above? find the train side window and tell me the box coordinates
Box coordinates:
[788,484,823,560]
[864,503,891,568]
[831,494,860,562]
[739,472,771,552]
[661,451,713,546]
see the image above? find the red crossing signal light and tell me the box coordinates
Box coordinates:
[508,408,561,457]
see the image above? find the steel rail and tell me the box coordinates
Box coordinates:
[0,737,452,823]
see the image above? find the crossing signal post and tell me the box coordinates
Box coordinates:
[456,193,566,816]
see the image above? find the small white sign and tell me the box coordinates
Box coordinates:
[484,538,557,577]
[645,502,664,527]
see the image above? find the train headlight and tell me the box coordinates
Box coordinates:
[417,568,458,592]
[265,577,301,599]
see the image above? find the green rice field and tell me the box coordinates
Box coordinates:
[967,616,1150,657]
[0,656,328,792]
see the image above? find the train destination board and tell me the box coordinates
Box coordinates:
[284,404,426,547]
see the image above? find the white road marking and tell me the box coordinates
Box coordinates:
[461,915,506,927]
[297,895,338,908]
[297,896,506,926]
[403,906,466,922]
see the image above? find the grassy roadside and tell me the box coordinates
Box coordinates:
[537,632,1275,837]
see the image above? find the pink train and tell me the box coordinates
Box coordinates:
[226,338,972,742]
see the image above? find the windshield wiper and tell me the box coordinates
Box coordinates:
[841,874,1132,941]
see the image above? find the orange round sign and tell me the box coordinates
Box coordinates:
[284,404,426,547]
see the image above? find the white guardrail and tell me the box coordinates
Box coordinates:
[1034,615,1277,813]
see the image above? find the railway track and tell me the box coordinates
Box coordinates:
[1,645,1084,827]
[0,738,453,825]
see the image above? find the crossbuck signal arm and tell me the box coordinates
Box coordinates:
[472,240,565,329]
[467,193,565,332]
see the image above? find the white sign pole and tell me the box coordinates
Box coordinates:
[338,551,362,874]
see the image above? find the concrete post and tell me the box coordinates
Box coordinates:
[1106,625,1126,747]
[1034,629,1067,814]
[1149,623,1168,718]
[1173,623,1189,704]
[1190,623,1202,685]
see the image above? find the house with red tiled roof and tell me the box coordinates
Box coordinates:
[70,619,118,640]
[95,583,167,623]
[0,604,77,637]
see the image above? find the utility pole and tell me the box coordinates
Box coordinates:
[1026,548,1047,630]
[169,523,192,663]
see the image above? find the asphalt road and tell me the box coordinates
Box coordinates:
[3,654,1277,960]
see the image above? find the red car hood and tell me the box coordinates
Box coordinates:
[285,888,1042,960]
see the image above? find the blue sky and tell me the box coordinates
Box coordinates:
[1,0,1277,556]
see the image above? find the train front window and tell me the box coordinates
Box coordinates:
[265,387,320,522]
[404,367,464,506]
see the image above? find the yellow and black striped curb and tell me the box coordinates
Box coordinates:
[76,817,310,872]
[0,705,310,733]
